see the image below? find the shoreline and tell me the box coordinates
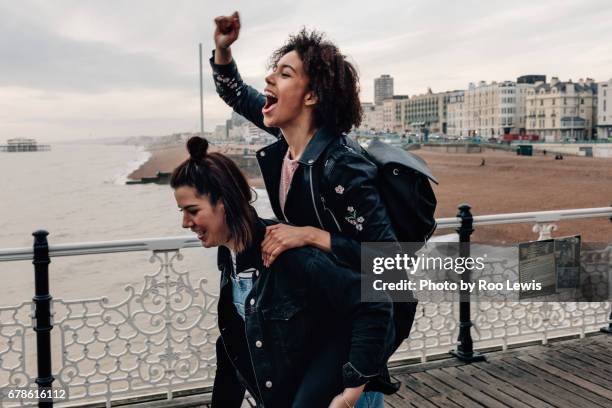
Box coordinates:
[126,143,612,243]
[127,143,265,188]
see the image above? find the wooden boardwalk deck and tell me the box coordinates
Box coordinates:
[386,334,612,408]
[122,334,611,408]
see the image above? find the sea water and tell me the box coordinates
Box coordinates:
[0,144,273,306]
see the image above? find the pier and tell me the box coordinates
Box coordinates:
[0,138,50,152]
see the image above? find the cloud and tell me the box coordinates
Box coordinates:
[0,15,196,93]
[1,0,611,140]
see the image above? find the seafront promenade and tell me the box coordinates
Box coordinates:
[128,141,612,243]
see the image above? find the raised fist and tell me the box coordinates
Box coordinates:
[214,11,241,49]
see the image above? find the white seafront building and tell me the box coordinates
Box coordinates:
[447,92,465,137]
[382,95,409,133]
[597,79,612,139]
[461,76,543,139]
[526,77,598,141]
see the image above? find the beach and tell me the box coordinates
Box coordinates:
[129,143,266,187]
[129,144,612,244]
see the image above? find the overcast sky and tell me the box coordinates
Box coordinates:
[1,0,611,142]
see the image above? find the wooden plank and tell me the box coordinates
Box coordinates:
[555,344,612,370]
[564,343,612,365]
[386,390,439,408]
[501,356,612,407]
[542,349,612,383]
[433,366,531,408]
[512,353,612,397]
[478,359,602,408]
[398,374,441,399]
[457,365,556,408]
[411,371,487,407]
[445,365,539,408]
[389,374,440,408]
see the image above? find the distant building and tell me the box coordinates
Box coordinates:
[400,89,439,134]
[461,79,540,138]
[517,75,546,84]
[515,75,545,133]
[374,74,394,105]
[228,122,274,144]
[213,125,227,140]
[1,138,50,152]
[398,89,460,134]
[231,111,248,128]
[382,95,408,132]
[597,79,612,139]
[526,77,598,141]
[447,92,465,137]
[359,102,383,132]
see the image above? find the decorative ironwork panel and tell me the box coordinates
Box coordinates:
[471,243,611,349]
[0,302,36,407]
[50,250,219,406]
[391,301,458,363]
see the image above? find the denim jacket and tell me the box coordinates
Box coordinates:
[212,218,395,408]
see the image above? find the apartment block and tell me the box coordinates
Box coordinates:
[526,77,598,141]
[597,79,612,139]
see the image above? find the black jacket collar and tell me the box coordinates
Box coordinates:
[256,126,338,166]
[297,126,338,165]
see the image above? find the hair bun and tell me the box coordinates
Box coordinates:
[187,136,209,162]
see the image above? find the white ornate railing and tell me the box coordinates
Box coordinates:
[0,206,611,407]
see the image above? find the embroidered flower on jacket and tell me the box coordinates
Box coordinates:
[344,207,363,232]
[335,185,344,194]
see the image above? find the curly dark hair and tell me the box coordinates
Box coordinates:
[269,28,362,135]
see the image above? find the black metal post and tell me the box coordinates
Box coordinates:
[601,306,612,334]
[450,204,486,362]
[33,230,54,407]
[604,205,612,334]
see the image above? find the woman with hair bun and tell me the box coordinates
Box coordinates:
[211,12,417,407]
[171,136,394,408]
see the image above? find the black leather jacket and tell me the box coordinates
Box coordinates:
[212,218,395,408]
[210,52,396,271]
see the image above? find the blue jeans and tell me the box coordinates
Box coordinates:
[355,391,384,408]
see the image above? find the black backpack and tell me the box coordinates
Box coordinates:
[325,137,438,245]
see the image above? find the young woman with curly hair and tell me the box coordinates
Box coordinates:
[211,12,417,408]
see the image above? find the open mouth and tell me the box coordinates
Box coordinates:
[193,229,207,241]
[262,92,278,114]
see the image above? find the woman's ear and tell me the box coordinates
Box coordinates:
[304,91,318,107]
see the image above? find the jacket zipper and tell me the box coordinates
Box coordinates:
[320,196,342,232]
[308,166,324,229]
[280,183,290,222]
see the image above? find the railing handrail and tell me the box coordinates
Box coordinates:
[1,206,611,262]
[436,206,612,229]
